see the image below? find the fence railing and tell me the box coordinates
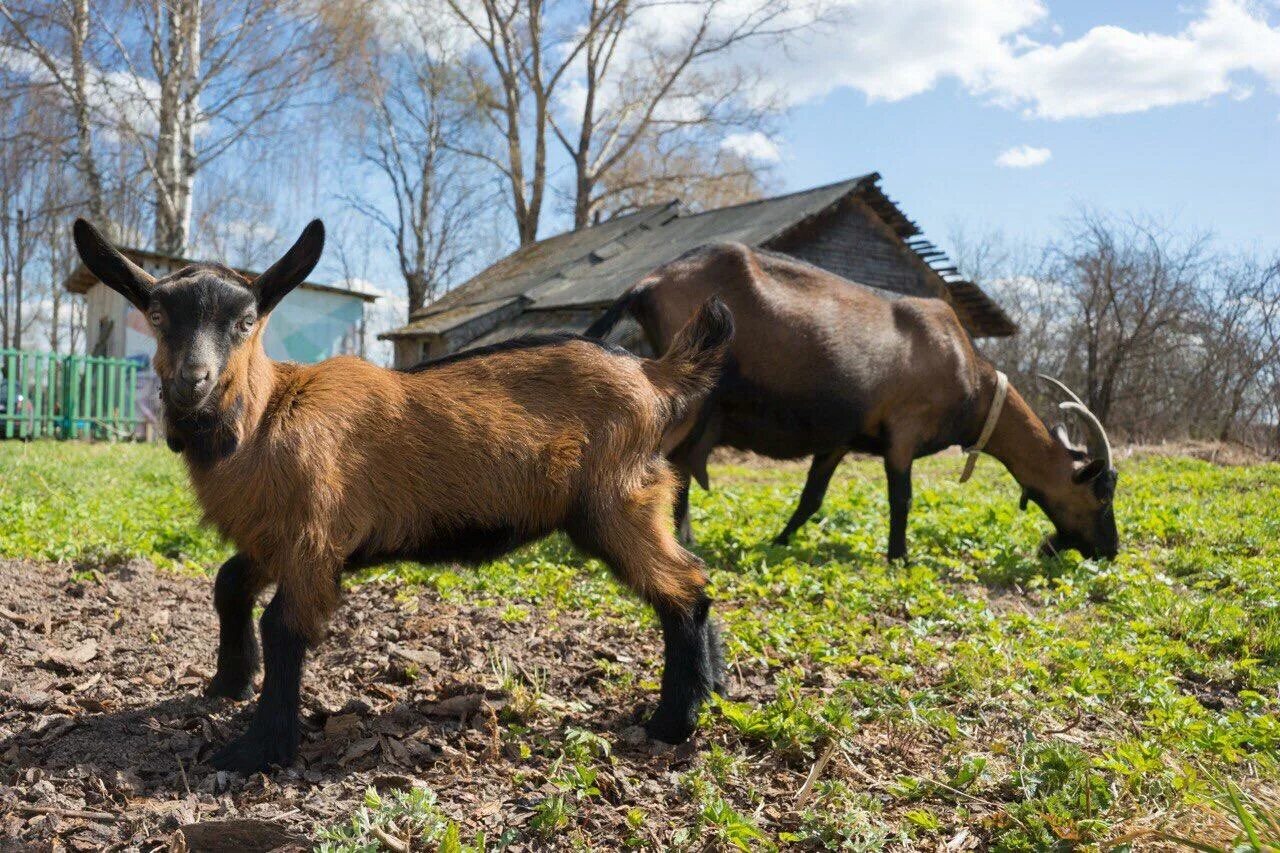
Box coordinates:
[0,349,142,440]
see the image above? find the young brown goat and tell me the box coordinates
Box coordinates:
[588,243,1119,562]
[73,219,734,773]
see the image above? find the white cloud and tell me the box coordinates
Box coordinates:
[720,131,781,163]
[983,0,1280,118]
[727,0,1280,119]
[995,144,1052,168]
[741,0,1048,106]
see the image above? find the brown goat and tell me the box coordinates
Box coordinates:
[587,243,1119,561]
[72,219,734,773]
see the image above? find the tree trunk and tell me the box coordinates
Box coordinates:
[66,0,106,223]
[13,209,24,352]
[153,0,200,255]
[404,270,429,317]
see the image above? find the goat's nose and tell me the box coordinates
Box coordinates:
[180,362,211,385]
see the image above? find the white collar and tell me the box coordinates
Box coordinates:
[959,371,1008,483]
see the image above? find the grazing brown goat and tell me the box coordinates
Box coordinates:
[73,219,734,773]
[587,243,1119,561]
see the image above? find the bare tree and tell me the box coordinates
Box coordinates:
[0,89,62,350]
[1186,256,1280,442]
[0,0,107,222]
[89,0,339,254]
[346,14,491,316]
[595,138,773,219]
[1049,212,1209,429]
[441,0,615,244]
[444,0,800,241]
[553,0,795,229]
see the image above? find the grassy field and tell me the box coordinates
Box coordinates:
[2,441,1279,849]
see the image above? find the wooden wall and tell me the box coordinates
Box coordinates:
[770,197,938,299]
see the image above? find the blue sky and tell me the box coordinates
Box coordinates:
[329,0,1280,359]
[763,0,1280,255]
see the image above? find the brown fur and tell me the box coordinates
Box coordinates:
[593,243,1118,559]
[73,217,734,767]
[170,331,723,640]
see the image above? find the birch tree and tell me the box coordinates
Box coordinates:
[0,0,108,223]
[92,0,337,255]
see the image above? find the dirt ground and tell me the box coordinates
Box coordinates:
[0,558,753,852]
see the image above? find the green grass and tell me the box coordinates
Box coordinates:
[0,441,226,569]
[3,441,1279,848]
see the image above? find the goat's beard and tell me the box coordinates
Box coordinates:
[163,393,243,467]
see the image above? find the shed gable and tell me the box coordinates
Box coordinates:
[768,196,938,299]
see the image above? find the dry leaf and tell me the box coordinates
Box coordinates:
[40,639,98,672]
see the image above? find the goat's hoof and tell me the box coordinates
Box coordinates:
[770,532,791,546]
[644,712,696,744]
[210,729,295,774]
[204,674,254,701]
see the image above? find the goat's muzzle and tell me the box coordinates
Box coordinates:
[164,374,215,416]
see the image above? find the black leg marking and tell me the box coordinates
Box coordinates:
[206,553,261,700]
[646,595,716,744]
[704,615,726,696]
[210,589,308,773]
[673,470,695,546]
[886,458,913,562]
[773,449,846,544]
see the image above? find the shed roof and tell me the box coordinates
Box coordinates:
[63,245,379,303]
[383,174,1013,341]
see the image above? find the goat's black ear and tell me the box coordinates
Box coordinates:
[254,220,324,313]
[1072,458,1108,485]
[72,219,155,310]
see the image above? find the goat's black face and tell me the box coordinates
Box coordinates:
[147,269,258,415]
[71,218,326,421]
[1033,464,1120,560]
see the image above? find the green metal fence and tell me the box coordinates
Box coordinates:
[0,349,142,440]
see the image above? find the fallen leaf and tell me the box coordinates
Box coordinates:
[425,693,485,718]
[40,639,98,672]
[323,713,361,738]
[339,737,380,766]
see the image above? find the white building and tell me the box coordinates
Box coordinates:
[63,246,378,436]
[64,246,378,364]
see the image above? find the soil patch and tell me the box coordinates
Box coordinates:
[0,559,728,850]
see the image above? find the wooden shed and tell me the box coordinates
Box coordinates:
[380,174,1015,367]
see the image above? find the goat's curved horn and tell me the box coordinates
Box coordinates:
[1060,401,1113,470]
[1036,374,1084,408]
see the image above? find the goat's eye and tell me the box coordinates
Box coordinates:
[237,315,256,334]
[147,311,163,326]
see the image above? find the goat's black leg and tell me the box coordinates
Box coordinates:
[886,458,913,562]
[206,553,263,700]
[647,593,719,743]
[568,479,719,743]
[773,449,846,544]
[210,587,309,773]
[673,469,695,546]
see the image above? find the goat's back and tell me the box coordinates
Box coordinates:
[190,340,673,572]
[627,243,981,454]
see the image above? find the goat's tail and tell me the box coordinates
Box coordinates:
[643,297,734,417]
[585,288,640,339]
